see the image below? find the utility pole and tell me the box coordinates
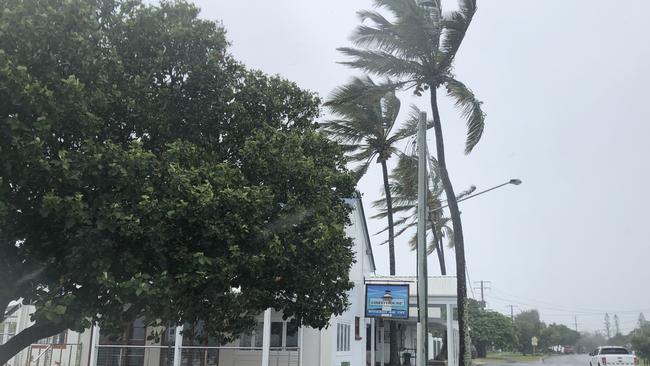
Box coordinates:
[508,305,516,321]
[473,281,491,308]
[574,316,578,332]
[416,111,428,366]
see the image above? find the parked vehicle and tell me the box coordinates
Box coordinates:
[589,347,638,366]
[564,346,575,354]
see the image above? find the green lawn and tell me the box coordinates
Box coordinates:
[474,352,543,364]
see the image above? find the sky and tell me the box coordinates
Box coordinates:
[194,0,650,334]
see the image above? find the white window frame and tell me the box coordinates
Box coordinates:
[238,320,299,351]
[0,321,17,345]
[336,322,351,352]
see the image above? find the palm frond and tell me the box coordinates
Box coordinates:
[444,226,455,248]
[444,77,485,154]
[338,47,424,79]
[393,105,435,142]
[439,0,477,69]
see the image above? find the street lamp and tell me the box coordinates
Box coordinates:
[432,178,523,213]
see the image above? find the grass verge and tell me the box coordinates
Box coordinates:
[473,352,544,364]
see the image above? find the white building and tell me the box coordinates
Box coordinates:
[2,197,458,366]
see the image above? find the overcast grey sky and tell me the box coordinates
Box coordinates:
[197,0,650,333]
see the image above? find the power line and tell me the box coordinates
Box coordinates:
[486,291,650,316]
[473,280,491,307]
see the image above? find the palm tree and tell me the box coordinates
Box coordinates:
[337,1,485,365]
[372,150,453,275]
[321,76,410,365]
[374,148,475,276]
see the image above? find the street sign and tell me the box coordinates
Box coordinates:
[365,284,409,319]
[531,336,538,346]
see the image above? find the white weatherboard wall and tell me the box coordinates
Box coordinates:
[305,198,373,366]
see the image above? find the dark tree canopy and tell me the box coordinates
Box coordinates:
[0,0,356,360]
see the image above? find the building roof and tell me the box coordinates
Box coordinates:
[345,196,376,272]
[3,303,21,318]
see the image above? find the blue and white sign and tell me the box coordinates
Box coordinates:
[365,284,409,319]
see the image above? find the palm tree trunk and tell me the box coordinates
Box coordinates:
[429,86,470,366]
[380,160,396,276]
[380,159,400,366]
[429,220,446,275]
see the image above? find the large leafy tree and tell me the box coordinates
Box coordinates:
[337,1,485,364]
[321,76,408,366]
[0,0,356,362]
[514,310,545,355]
[540,324,580,349]
[466,299,517,357]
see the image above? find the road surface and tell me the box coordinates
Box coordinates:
[485,354,590,366]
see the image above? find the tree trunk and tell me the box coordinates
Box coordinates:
[429,219,446,275]
[0,322,67,365]
[380,159,400,366]
[429,87,470,366]
[380,159,396,276]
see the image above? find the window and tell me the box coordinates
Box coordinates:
[601,348,629,355]
[285,322,299,348]
[254,323,264,348]
[129,318,146,342]
[337,323,350,352]
[37,330,66,345]
[239,322,264,349]
[239,320,300,350]
[0,321,17,345]
[270,322,283,347]
[354,317,361,340]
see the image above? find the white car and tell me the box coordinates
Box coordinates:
[589,346,638,366]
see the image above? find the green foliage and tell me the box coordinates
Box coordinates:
[540,323,580,348]
[0,0,355,349]
[466,299,518,354]
[631,324,650,360]
[321,76,404,178]
[371,150,457,273]
[514,310,544,354]
[338,0,485,154]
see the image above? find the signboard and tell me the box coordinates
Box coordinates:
[531,336,538,346]
[365,284,409,319]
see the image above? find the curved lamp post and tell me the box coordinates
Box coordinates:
[432,178,522,213]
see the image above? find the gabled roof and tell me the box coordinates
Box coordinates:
[3,303,21,318]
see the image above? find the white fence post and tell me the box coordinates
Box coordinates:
[261,309,272,366]
[89,325,100,366]
[172,325,183,366]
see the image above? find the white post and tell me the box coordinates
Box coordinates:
[173,325,183,366]
[380,323,385,366]
[370,319,376,366]
[261,308,272,366]
[89,325,100,366]
[446,304,455,366]
[298,326,303,366]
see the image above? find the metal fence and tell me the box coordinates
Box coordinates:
[95,345,300,366]
[22,344,82,366]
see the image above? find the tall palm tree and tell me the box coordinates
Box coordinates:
[337,1,485,365]
[321,76,410,365]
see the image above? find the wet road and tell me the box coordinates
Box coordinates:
[542,355,590,366]
[488,355,590,366]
